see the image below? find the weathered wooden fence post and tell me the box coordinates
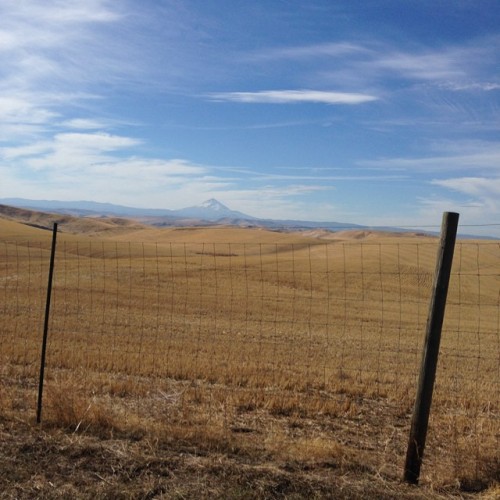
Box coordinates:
[403,212,459,484]
[37,222,58,424]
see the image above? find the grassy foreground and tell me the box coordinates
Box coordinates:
[3,417,497,499]
[1,214,498,498]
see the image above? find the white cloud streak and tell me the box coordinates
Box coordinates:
[209,90,378,105]
[246,42,369,61]
[437,82,500,92]
[62,118,110,130]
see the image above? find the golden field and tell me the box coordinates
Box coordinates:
[0,209,498,498]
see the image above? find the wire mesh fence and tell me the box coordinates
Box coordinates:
[0,234,498,486]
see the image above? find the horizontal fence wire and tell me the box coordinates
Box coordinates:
[0,236,498,485]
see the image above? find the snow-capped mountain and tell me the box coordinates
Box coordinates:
[174,199,256,220]
[202,199,229,211]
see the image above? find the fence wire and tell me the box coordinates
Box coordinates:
[0,236,498,486]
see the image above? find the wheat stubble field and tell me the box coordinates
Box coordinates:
[0,210,499,499]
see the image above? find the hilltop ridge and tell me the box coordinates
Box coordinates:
[0,197,367,232]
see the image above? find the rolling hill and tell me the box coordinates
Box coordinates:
[0,203,436,244]
[0,197,364,232]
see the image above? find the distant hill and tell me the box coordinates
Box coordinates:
[0,203,147,236]
[0,198,179,218]
[0,197,364,231]
[0,203,437,245]
[9,197,493,238]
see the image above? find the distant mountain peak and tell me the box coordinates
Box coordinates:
[176,198,254,220]
[201,198,229,211]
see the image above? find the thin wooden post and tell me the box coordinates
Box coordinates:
[37,222,58,424]
[404,212,459,484]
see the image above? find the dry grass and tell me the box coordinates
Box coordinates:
[0,213,498,498]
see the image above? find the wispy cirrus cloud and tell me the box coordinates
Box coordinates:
[1,132,141,165]
[246,42,369,61]
[436,82,500,92]
[209,90,378,105]
[250,37,500,93]
[0,96,59,125]
[366,49,469,81]
[431,177,500,197]
[358,140,500,173]
[0,1,128,89]
[0,1,129,144]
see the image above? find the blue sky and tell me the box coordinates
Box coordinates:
[1,1,499,236]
